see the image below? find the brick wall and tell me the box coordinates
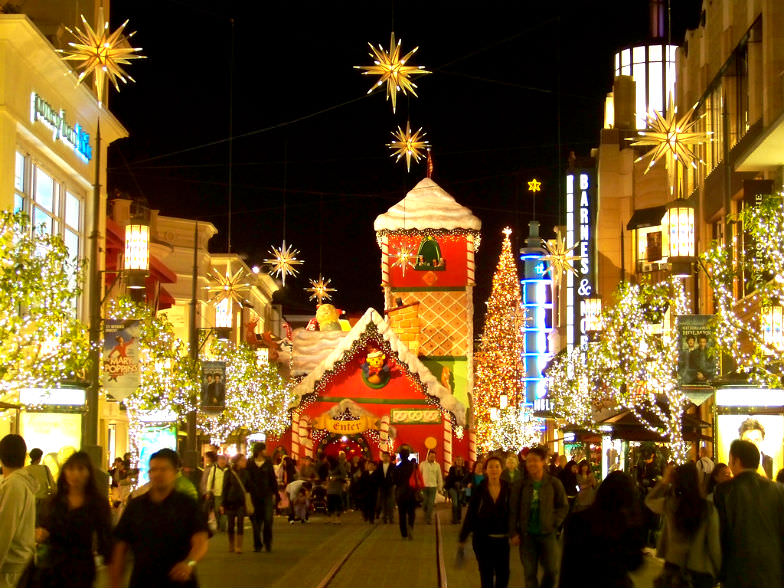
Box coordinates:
[386,302,421,355]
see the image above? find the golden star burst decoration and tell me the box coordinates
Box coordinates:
[388,121,430,172]
[305,275,337,305]
[541,234,581,284]
[264,240,303,286]
[390,243,416,277]
[205,265,251,306]
[630,96,707,175]
[355,32,430,113]
[527,179,542,193]
[61,8,145,105]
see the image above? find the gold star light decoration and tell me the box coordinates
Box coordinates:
[206,265,251,306]
[390,243,416,277]
[61,8,145,105]
[527,179,542,193]
[355,32,431,113]
[264,240,303,287]
[630,96,708,175]
[541,232,581,286]
[388,121,430,172]
[305,275,337,305]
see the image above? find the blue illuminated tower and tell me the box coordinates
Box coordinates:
[519,221,554,403]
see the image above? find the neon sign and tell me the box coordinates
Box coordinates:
[566,169,595,348]
[30,92,92,163]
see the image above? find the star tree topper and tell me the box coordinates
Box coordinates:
[355,32,431,113]
[305,275,337,305]
[61,7,145,105]
[206,265,251,305]
[527,178,542,193]
[264,240,303,287]
[388,121,430,172]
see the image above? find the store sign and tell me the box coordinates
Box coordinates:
[19,387,86,406]
[30,92,92,163]
[565,169,596,348]
[311,413,377,434]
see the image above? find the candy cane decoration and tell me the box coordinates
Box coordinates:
[381,234,389,287]
[466,234,476,285]
[379,415,391,453]
[291,410,300,459]
[443,416,453,471]
[301,417,314,459]
[469,429,477,465]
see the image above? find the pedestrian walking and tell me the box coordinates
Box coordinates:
[644,462,721,588]
[246,442,277,552]
[560,471,645,587]
[326,455,349,524]
[377,451,396,524]
[714,439,784,588]
[33,451,113,588]
[508,446,568,588]
[199,451,217,499]
[109,448,209,588]
[298,456,317,481]
[558,459,578,501]
[421,450,443,524]
[393,444,420,539]
[501,454,523,488]
[0,434,36,588]
[445,456,468,524]
[458,456,511,588]
[573,459,597,512]
[357,460,381,523]
[696,446,715,495]
[706,462,731,501]
[465,460,485,500]
[205,454,228,532]
[222,454,253,554]
[25,448,54,525]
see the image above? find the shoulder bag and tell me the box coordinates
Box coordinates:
[231,470,255,516]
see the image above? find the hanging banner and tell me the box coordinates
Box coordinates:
[201,361,226,411]
[677,315,719,387]
[311,413,378,435]
[102,320,141,401]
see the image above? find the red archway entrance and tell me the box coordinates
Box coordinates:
[318,433,371,461]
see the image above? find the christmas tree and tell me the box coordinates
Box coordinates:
[474,228,526,452]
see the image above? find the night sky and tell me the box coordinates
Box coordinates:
[107,0,701,322]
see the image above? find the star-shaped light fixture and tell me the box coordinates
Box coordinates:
[305,275,337,305]
[355,32,430,113]
[388,121,430,172]
[527,179,542,193]
[541,233,581,285]
[61,8,145,105]
[629,96,707,175]
[264,240,303,286]
[390,243,416,277]
[205,265,251,306]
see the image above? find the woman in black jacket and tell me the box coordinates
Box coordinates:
[34,451,112,588]
[458,456,510,588]
[222,453,254,554]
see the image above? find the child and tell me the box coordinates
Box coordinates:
[292,481,312,523]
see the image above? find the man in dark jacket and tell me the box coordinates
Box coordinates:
[509,446,568,588]
[714,439,784,588]
[246,442,277,552]
[377,451,396,524]
[392,444,418,540]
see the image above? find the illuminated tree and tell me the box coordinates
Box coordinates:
[199,340,293,444]
[0,211,89,399]
[474,228,526,453]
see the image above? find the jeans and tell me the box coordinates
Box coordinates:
[422,487,437,523]
[448,488,463,522]
[379,486,396,523]
[250,495,274,550]
[212,494,226,532]
[473,535,510,588]
[519,532,559,588]
[397,497,416,537]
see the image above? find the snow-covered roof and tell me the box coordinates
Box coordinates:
[291,329,347,377]
[291,307,467,425]
[373,177,481,232]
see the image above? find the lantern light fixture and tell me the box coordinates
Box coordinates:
[661,198,695,278]
[124,220,149,289]
[585,296,603,339]
[761,303,784,355]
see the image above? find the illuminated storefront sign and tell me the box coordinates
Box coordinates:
[565,169,596,349]
[30,92,92,163]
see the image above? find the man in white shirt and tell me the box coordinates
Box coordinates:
[696,445,715,494]
[420,450,443,524]
[206,455,228,532]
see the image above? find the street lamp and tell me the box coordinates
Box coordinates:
[214,299,233,340]
[662,199,695,278]
[761,303,784,354]
[124,220,149,289]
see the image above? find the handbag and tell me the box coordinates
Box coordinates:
[231,470,255,516]
[409,466,424,504]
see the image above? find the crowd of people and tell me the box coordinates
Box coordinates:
[2,432,784,588]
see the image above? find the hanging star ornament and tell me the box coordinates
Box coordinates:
[205,265,251,306]
[527,179,542,193]
[541,233,581,285]
[305,275,337,305]
[264,240,303,286]
[355,32,430,113]
[390,243,416,277]
[60,8,145,105]
[388,121,430,172]
[629,95,708,175]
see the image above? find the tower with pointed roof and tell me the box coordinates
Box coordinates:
[374,177,481,465]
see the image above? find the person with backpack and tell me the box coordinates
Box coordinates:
[393,444,422,540]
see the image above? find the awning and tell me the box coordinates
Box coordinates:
[626,206,666,230]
